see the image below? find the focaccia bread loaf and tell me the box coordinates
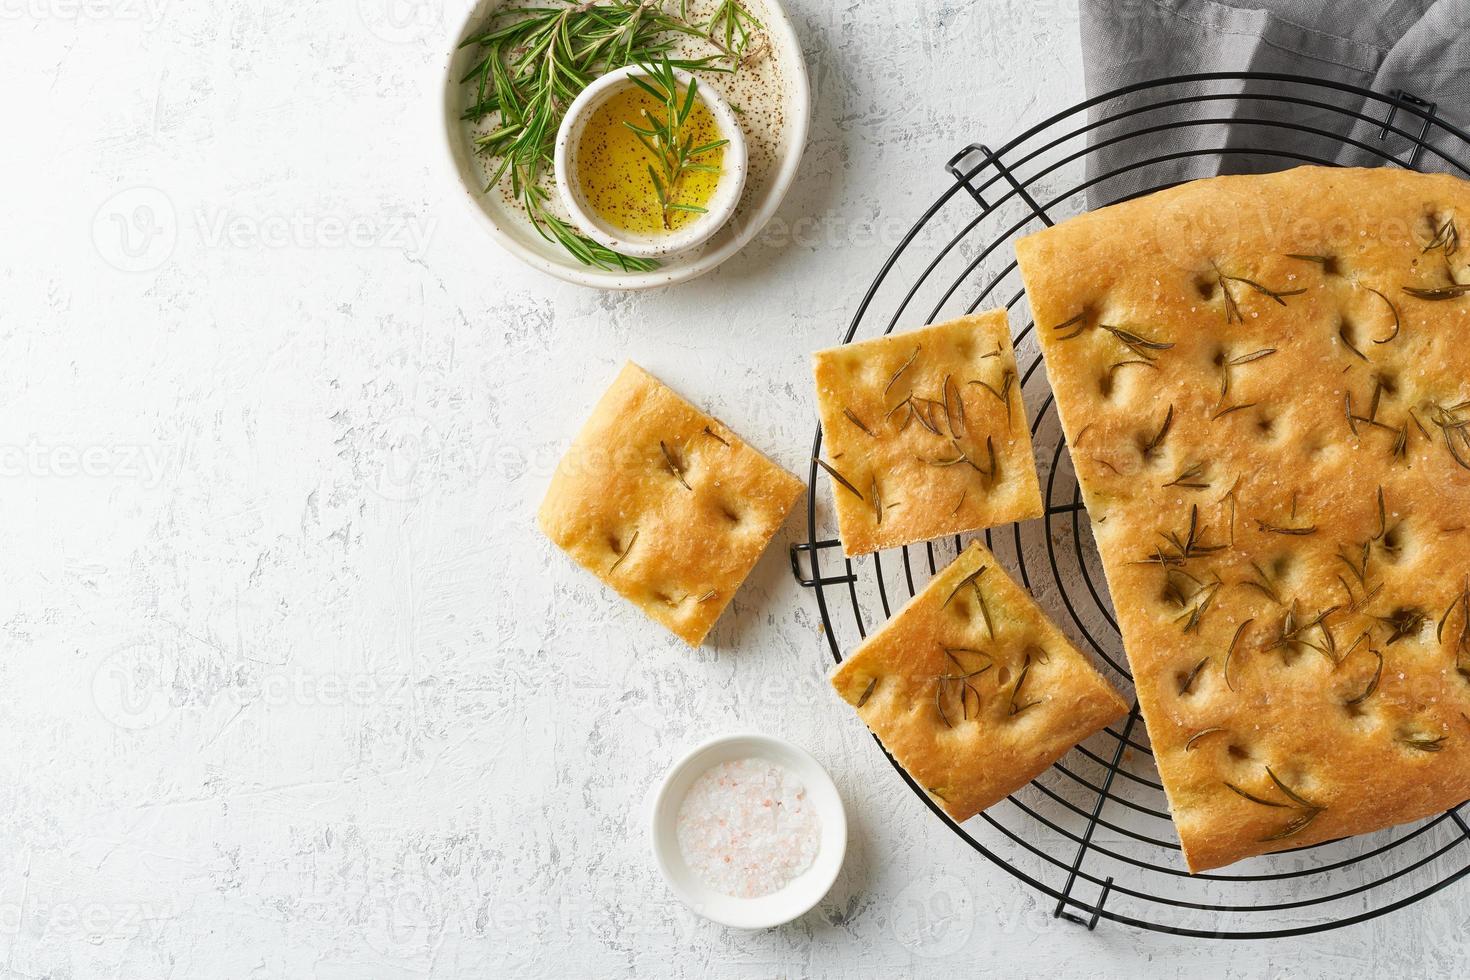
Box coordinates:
[811,311,1043,556]
[539,362,803,647]
[831,540,1128,822]
[1015,166,1470,871]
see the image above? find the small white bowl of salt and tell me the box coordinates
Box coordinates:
[649,733,847,929]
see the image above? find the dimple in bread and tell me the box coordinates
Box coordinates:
[1015,166,1470,871]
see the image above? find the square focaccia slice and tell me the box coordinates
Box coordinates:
[538,362,804,647]
[831,540,1129,821]
[812,311,1043,556]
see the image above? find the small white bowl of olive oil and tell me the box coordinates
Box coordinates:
[553,65,748,261]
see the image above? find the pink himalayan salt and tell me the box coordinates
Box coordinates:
[675,757,822,899]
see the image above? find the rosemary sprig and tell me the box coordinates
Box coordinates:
[1219,476,1240,546]
[918,436,997,483]
[942,375,966,438]
[1377,606,1427,645]
[609,528,640,572]
[1176,578,1222,634]
[1364,285,1402,344]
[697,0,763,66]
[1429,401,1470,470]
[932,648,991,727]
[1345,648,1383,706]
[1269,599,1340,664]
[975,578,995,639]
[660,440,692,490]
[1239,561,1281,604]
[1437,577,1470,662]
[1338,318,1368,360]
[1400,733,1447,752]
[1403,283,1470,301]
[1185,727,1226,751]
[1211,402,1256,421]
[942,564,988,609]
[856,676,877,708]
[934,679,950,728]
[1162,462,1209,490]
[702,425,729,446]
[1336,540,1371,586]
[814,457,864,501]
[1053,312,1174,360]
[525,185,659,272]
[1226,767,1325,842]
[623,57,730,229]
[884,346,921,396]
[1140,404,1174,460]
[1008,650,1042,716]
[1424,216,1460,257]
[1162,567,1204,608]
[1216,348,1277,403]
[968,369,1016,429]
[842,407,877,438]
[460,0,736,271]
[1178,657,1210,694]
[1212,262,1307,323]
[1223,618,1253,692]
[1136,504,1225,568]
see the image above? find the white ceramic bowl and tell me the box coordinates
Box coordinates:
[438,0,810,290]
[648,733,846,930]
[553,66,748,260]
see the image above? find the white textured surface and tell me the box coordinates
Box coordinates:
[2,0,1465,976]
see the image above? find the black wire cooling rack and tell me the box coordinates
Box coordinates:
[790,73,1470,939]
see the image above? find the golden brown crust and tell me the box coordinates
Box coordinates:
[538,362,804,647]
[830,541,1129,822]
[1015,166,1470,872]
[811,311,1044,556]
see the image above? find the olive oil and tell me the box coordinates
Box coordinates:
[575,84,725,236]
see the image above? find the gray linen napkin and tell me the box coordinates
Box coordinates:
[1080,0,1470,203]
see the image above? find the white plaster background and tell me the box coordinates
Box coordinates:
[1,0,1465,976]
